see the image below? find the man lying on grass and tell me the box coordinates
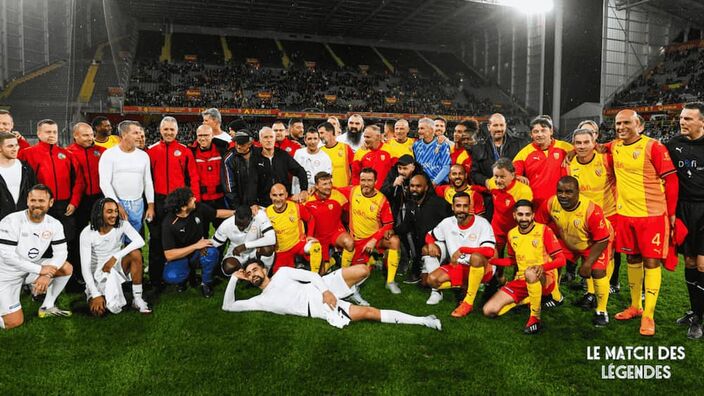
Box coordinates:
[222,258,442,331]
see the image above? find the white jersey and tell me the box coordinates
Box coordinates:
[222,267,353,321]
[338,132,364,152]
[291,148,332,194]
[214,131,232,143]
[429,215,495,263]
[211,210,275,257]
[0,160,22,205]
[79,221,145,299]
[0,210,67,280]
[99,145,155,202]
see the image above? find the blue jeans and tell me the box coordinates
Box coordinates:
[119,198,145,233]
[163,247,219,285]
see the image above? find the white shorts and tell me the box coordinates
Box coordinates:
[84,260,130,302]
[308,269,354,321]
[0,273,39,316]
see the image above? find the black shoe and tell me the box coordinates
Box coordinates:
[676,310,696,326]
[687,318,703,339]
[593,311,610,327]
[609,283,620,294]
[542,295,564,309]
[201,283,214,298]
[574,293,597,310]
[176,282,188,293]
[403,271,421,284]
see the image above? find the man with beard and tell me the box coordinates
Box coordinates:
[413,118,451,186]
[273,120,302,158]
[380,154,427,219]
[451,120,478,175]
[79,198,151,316]
[483,200,566,334]
[423,192,496,311]
[288,118,306,146]
[0,132,36,221]
[351,125,394,190]
[212,205,276,275]
[385,119,415,159]
[223,130,256,208]
[435,164,485,217]
[92,116,120,149]
[339,114,365,152]
[319,122,353,187]
[396,173,451,288]
[305,172,355,271]
[0,185,73,329]
[434,117,453,149]
[222,258,442,331]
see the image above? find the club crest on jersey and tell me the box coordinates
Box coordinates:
[505,199,511,207]
[174,150,182,157]
[93,150,101,157]
[286,147,292,152]
[328,204,333,210]
[573,219,581,227]
[553,152,560,160]
[41,230,52,239]
[289,216,296,223]
[532,239,539,248]
[57,153,66,160]
[370,204,377,212]
[381,155,386,161]
[337,150,343,157]
[632,150,640,159]
[594,167,602,177]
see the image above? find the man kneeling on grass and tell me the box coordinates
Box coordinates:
[222,258,442,331]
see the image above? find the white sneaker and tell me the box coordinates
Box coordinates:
[38,306,72,318]
[385,281,402,294]
[350,290,370,306]
[132,298,152,314]
[424,314,442,331]
[426,290,443,305]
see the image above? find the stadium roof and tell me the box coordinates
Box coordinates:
[617,0,704,28]
[125,0,500,46]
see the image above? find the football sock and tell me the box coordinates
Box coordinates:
[606,256,615,280]
[380,309,425,326]
[594,275,610,313]
[527,281,542,319]
[551,270,563,302]
[341,248,353,268]
[41,275,70,309]
[643,266,661,319]
[685,267,698,312]
[132,284,143,301]
[0,315,4,329]
[309,242,322,274]
[696,270,704,319]
[462,266,484,305]
[438,281,452,290]
[498,302,516,316]
[386,249,399,284]
[586,277,595,294]
[627,262,644,310]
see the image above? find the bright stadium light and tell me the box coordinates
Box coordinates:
[468,0,554,14]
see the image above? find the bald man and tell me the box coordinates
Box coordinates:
[67,122,106,283]
[609,109,678,336]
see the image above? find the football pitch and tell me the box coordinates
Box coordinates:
[1,262,703,395]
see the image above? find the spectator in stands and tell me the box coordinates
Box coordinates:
[339,114,365,152]
[0,110,30,151]
[249,127,308,207]
[288,118,305,146]
[223,130,256,209]
[0,132,35,220]
[92,116,120,149]
[202,108,231,143]
[146,116,201,291]
[413,117,451,186]
[273,120,301,157]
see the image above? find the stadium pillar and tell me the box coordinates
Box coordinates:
[539,14,546,114]
[552,0,563,130]
[18,0,25,75]
[1,0,7,84]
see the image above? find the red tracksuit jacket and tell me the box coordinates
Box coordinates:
[147,140,200,200]
[18,141,85,206]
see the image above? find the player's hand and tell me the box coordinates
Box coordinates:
[565,150,577,164]
[39,265,57,277]
[450,249,462,264]
[578,263,592,279]
[233,243,247,255]
[516,176,530,185]
[102,256,118,273]
[89,296,106,316]
[33,275,52,295]
[65,204,76,216]
[669,215,676,237]
[307,186,316,195]
[234,269,248,281]
[528,265,544,279]
[250,205,260,215]
[322,290,337,309]
[298,191,309,203]
[194,238,213,250]
[11,131,24,140]
[393,175,405,187]
[383,230,394,240]
[144,205,155,223]
[595,143,608,154]
[426,243,441,258]
[364,238,377,254]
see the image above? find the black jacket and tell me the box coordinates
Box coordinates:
[396,193,452,251]
[248,147,308,207]
[222,148,254,208]
[0,160,37,220]
[470,135,528,187]
[380,161,429,221]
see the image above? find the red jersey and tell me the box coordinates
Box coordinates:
[513,139,572,206]
[190,143,224,201]
[488,178,533,236]
[66,143,105,196]
[451,147,472,175]
[276,138,302,158]
[304,189,349,240]
[434,184,485,215]
[18,141,85,206]
[351,144,395,189]
[147,140,200,200]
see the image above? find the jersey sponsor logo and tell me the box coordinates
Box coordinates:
[57,153,66,160]
[174,150,182,157]
[27,247,40,259]
[675,147,683,153]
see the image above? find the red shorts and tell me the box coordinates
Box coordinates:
[273,240,308,273]
[500,272,556,303]
[439,263,494,287]
[317,228,347,261]
[615,214,670,259]
[352,236,386,265]
[559,240,613,272]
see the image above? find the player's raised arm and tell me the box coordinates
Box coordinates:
[221,271,264,312]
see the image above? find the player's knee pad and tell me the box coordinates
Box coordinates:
[163,258,190,284]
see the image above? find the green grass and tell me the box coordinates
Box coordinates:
[1,260,703,395]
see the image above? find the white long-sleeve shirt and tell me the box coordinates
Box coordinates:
[79,222,144,299]
[222,267,328,316]
[99,145,154,202]
[0,211,67,280]
[211,210,275,257]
